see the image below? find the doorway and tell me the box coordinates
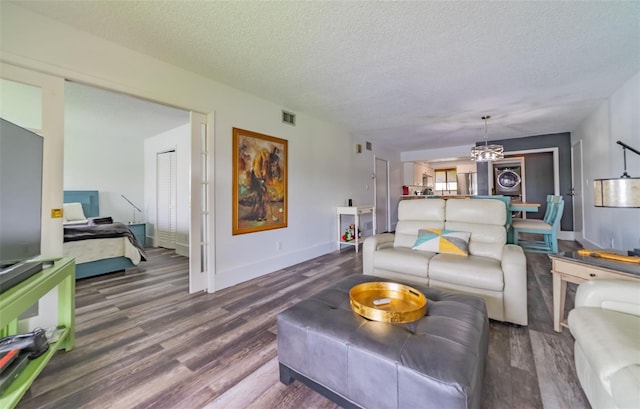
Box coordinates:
[571,141,584,243]
[64,81,210,292]
[374,157,389,233]
[2,65,211,293]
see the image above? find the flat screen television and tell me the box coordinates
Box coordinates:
[0,118,44,291]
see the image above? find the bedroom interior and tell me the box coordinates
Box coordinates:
[62,190,146,279]
[63,81,190,246]
[61,82,192,279]
[1,2,639,408]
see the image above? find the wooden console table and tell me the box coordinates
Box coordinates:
[0,257,76,409]
[549,251,640,332]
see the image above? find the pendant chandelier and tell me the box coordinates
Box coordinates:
[471,115,504,162]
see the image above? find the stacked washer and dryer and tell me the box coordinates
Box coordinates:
[492,158,525,203]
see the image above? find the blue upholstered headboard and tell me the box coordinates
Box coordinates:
[63,190,100,217]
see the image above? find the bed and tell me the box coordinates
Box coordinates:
[63,190,147,279]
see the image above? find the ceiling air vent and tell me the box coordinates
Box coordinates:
[282,110,296,126]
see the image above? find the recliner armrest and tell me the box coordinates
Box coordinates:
[501,244,528,325]
[575,280,640,316]
[364,233,395,250]
[363,233,395,275]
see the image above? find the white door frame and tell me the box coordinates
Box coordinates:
[1,63,65,330]
[1,63,65,258]
[374,156,390,233]
[189,112,212,293]
[571,140,584,244]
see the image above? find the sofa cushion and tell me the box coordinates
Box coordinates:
[399,198,446,220]
[394,199,446,248]
[429,254,504,292]
[568,307,640,398]
[373,247,433,279]
[412,229,471,256]
[444,199,507,261]
[445,222,506,260]
[445,199,506,226]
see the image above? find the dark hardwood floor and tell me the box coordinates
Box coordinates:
[17,241,589,409]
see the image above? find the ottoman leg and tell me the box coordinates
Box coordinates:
[279,363,295,385]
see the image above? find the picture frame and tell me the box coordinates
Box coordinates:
[232,128,288,235]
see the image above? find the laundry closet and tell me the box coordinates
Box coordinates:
[491,157,526,202]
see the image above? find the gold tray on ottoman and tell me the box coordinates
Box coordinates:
[349,282,427,323]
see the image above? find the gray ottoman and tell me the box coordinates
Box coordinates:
[277,274,489,409]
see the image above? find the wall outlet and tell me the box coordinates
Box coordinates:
[610,238,615,249]
[276,241,283,251]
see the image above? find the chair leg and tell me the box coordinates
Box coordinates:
[551,232,558,253]
[515,231,557,253]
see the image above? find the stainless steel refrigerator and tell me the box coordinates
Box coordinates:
[457,172,477,195]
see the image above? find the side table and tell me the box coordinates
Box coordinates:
[0,257,75,409]
[549,251,640,332]
[127,222,146,247]
[336,206,376,253]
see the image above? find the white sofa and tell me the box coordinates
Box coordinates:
[363,198,528,326]
[568,280,640,409]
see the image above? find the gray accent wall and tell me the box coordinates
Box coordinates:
[476,133,573,231]
[524,152,555,221]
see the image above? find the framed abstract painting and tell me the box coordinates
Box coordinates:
[232,128,288,235]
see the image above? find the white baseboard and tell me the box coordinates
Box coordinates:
[578,236,601,249]
[558,230,575,241]
[212,241,336,292]
[175,242,189,257]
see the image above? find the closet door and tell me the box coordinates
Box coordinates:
[156,150,177,249]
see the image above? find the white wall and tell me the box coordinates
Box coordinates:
[144,124,190,255]
[64,105,145,224]
[0,4,382,291]
[572,71,640,251]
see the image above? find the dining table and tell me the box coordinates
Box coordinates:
[509,202,541,213]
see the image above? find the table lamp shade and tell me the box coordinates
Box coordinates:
[594,177,640,208]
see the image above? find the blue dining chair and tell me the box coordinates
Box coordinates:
[540,195,562,224]
[512,196,564,253]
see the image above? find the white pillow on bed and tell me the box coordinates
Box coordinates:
[63,202,86,222]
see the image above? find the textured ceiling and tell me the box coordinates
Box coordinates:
[13,1,640,152]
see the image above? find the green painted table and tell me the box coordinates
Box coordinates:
[0,257,75,409]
